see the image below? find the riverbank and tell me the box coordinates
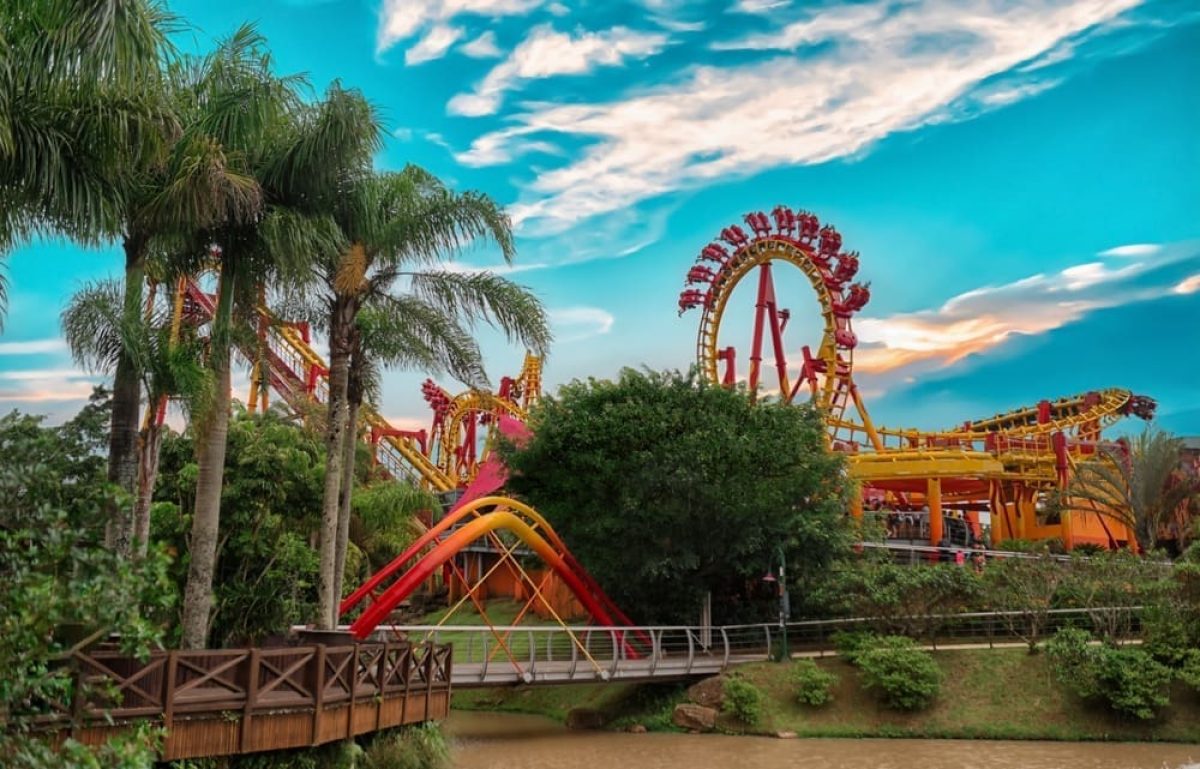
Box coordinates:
[451,648,1200,742]
[445,711,1200,769]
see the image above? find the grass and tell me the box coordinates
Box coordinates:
[405,600,560,664]
[454,648,1200,742]
[729,650,1200,741]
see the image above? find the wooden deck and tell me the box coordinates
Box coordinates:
[14,641,452,761]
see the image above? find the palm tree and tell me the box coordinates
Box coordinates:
[1067,427,1200,552]
[94,34,267,557]
[0,0,174,324]
[298,167,552,626]
[61,278,212,556]
[173,48,379,648]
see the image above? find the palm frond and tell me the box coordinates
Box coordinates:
[362,296,490,389]
[405,270,552,355]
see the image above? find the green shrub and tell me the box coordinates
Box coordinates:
[831,630,877,664]
[856,637,941,711]
[1141,604,1193,666]
[1177,649,1200,693]
[1045,628,1172,720]
[790,659,837,707]
[721,676,765,725]
[364,724,450,769]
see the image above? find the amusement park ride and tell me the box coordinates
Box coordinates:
[678,206,1156,552]
[162,205,1159,640]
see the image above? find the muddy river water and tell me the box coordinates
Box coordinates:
[445,711,1199,769]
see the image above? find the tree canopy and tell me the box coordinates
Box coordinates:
[500,368,854,624]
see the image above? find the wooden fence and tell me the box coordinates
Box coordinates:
[15,641,452,761]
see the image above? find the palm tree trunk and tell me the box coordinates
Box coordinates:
[317,296,353,629]
[180,260,237,649]
[107,234,147,555]
[132,419,164,558]
[333,343,363,605]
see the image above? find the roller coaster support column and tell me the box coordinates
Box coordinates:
[850,492,863,520]
[927,478,943,549]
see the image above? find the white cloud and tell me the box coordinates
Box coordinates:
[377,0,542,56]
[448,24,669,116]
[0,338,67,355]
[405,24,464,65]
[732,0,790,12]
[1174,274,1200,295]
[462,0,1142,230]
[1100,243,1162,257]
[461,30,502,58]
[549,306,615,342]
[852,242,1196,375]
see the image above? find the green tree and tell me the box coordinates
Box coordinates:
[62,278,212,556]
[285,166,551,626]
[983,547,1065,651]
[0,0,173,324]
[821,557,982,638]
[0,399,172,768]
[173,32,376,648]
[500,368,853,625]
[1066,427,1199,552]
[153,407,324,647]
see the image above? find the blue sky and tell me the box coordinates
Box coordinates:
[2,0,1198,437]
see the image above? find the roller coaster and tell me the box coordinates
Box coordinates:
[677,206,1156,551]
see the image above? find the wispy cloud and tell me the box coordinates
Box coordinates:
[376,0,541,56]
[0,338,67,355]
[448,24,669,116]
[461,0,1144,230]
[405,24,464,65]
[1174,274,1200,295]
[852,241,1197,375]
[461,30,502,58]
[549,306,614,342]
[731,0,791,13]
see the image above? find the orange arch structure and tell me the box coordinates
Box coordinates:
[343,495,637,640]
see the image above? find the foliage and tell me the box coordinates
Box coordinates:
[721,676,765,726]
[820,558,982,638]
[1141,603,1194,667]
[1045,628,1172,720]
[349,481,433,577]
[362,724,450,769]
[153,407,325,646]
[855,636,942,711]
[500,368,853,624]
[0,398,173,768]
[1066,427,1200,552]
[983,546,1065,651]
[1058,550,1161,642]
[830,630,877,665]
[791,658,838,707]
[1180,649,1200,693]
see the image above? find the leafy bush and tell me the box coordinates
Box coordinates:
[1177,649,1200,693]
[1045,628,1172,720]
[856,637,942,711]
[721,676,765,725]
[364,724,450,769]
[791,659,837,707]
[1141,604,1193,666]
[831,630,876,665]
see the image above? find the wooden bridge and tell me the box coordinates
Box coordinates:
[18,641,452,761]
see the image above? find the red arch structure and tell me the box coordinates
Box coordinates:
[342,417,638,642]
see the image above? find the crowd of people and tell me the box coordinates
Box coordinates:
[864,501,991,571]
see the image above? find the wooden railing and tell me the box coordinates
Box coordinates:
[13,641,452,761]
